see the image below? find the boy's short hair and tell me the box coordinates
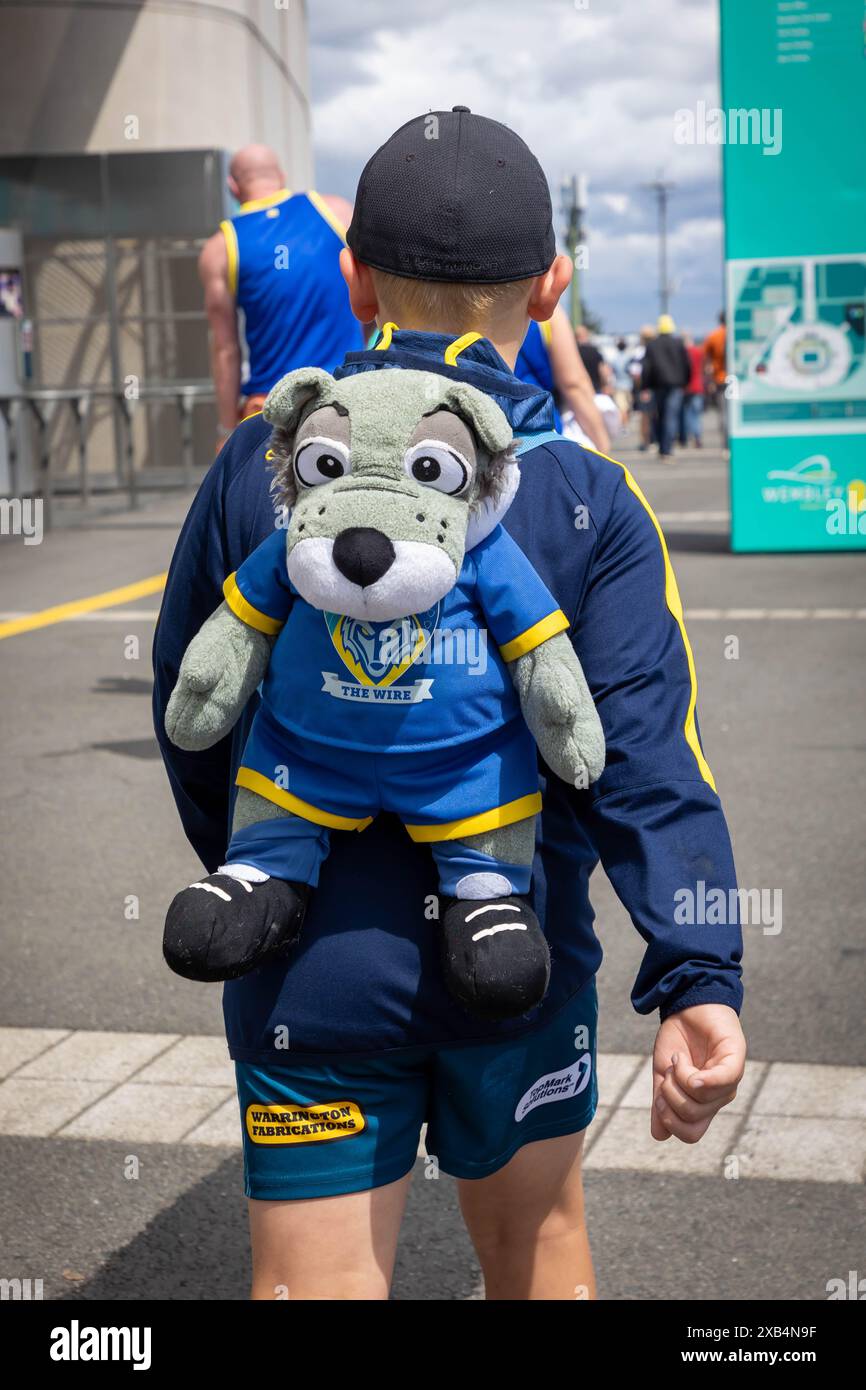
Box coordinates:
[369,268,531,324]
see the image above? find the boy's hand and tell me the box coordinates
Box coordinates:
[651,1003,746,1143]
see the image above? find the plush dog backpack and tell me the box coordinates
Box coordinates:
[163,366,604,1020]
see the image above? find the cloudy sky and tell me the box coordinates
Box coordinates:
[307,0,724,335]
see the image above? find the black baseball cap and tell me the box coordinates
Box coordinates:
[346,107,556,284]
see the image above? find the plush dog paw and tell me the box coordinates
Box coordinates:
[512,634,605,788]
[163,873,309,982]
[440,896,550,1021]
[165,602,273,752]
[535,715,605,789]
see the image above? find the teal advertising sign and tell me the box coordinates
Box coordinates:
[719,0,866,550]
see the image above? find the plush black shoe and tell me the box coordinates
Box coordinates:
[440,896,551,1021]
[163,873,309,982]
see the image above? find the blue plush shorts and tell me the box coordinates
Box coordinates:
[235,978,598,1200]
[234,705,542,841]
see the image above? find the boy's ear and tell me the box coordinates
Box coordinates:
[436,381,513,456]
[264,367,335,433]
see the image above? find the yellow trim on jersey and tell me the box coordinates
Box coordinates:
[222,572,284,636]
[307,189,349,243]
[220,219,239,298]
[405,792,543,843]
[238,187,292,214]
[444,331,482,366]
[540,319,553,349]
[499,609,569,663]
[236,767,373,832]
[375,321,399,350]
[584,445,717,792]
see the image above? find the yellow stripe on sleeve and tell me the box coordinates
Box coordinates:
[222,573,284,636]
[220,219,239,298]
[499,609,570,663]
[583,445,716,792]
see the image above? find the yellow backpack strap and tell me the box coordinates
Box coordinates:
[375,321,399,350]
[444,331,482,366]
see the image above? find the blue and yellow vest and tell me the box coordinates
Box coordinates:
[220,190,362,395]
[514,320,562,429]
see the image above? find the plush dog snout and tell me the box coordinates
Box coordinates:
[332,527,396,588]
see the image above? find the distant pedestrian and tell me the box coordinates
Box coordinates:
[640,314,690,460]
[679,333,705,447]
[609,336,634,426]
[575,323,609,393]
[703,310,728,442]
[629,324,656,451]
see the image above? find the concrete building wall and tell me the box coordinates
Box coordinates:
[0,1,313,493]
[0,0,312,186]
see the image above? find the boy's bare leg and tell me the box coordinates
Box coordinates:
[457,1130,595,1300]
[248,1172,413,1300]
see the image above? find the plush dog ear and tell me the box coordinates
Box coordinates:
[265,368,336,512]
[264,366,335,432]
[435,380,514,456]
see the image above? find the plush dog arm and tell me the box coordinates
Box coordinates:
[165,602,273,752]
[510,633,605,788]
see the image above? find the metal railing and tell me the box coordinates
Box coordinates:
[0,382,216,529]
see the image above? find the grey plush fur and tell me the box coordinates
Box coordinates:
[510,632,605,787]
[462,817,537,865]
[166,602,272,752]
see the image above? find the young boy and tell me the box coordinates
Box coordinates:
[153,108,745,1300]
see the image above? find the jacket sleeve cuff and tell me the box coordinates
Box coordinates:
[658,980,743,1022]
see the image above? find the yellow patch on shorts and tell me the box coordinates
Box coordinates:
[245,1099,366,1145]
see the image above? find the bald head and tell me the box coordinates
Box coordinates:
[228,145,285,204]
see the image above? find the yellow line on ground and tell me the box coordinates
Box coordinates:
[0,573,167,640]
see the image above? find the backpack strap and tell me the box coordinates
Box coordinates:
[514,429,563,455]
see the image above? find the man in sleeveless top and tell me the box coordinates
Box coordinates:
[199,144,363,452]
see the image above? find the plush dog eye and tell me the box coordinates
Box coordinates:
[294,437,351,488]
[404,442,471,496]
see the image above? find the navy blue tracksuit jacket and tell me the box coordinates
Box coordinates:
[153,331,742,1062]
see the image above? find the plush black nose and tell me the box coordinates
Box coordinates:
[332,527,396,588]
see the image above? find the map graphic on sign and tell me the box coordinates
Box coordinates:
[727,254,866,434]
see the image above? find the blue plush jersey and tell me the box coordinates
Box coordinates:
[227,524,566,754]
[222,191,362,392]
[153,331,743,1061]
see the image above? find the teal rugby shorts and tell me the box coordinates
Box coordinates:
[235,978,598,1200]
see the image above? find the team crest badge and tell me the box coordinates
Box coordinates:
[323,603,440,688]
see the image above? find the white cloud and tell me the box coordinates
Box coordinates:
[308,0,724,330]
